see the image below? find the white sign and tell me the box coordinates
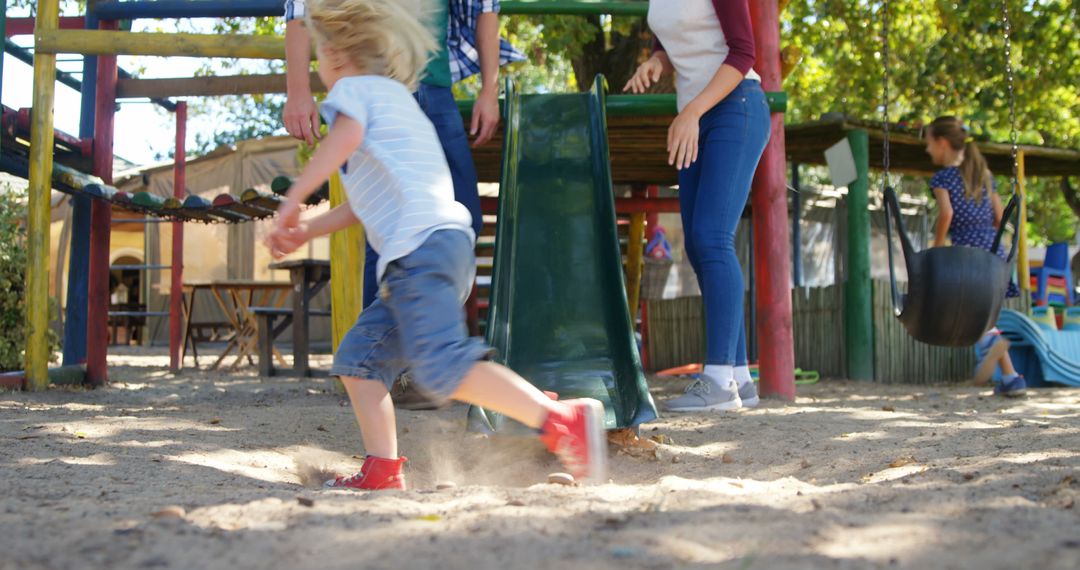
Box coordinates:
[824,138,858,188]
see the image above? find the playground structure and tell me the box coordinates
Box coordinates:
[10,0,796,399]
[12,2,1078,393]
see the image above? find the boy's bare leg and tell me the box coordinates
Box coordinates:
[450,362,563,429]
[341,377,398,459]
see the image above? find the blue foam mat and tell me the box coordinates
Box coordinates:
[996,309,1080,387]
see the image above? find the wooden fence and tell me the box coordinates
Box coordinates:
[645,286,845,377]
[644,281,1029,383]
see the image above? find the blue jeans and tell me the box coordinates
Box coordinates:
[362,83,483,308]
[332,230,493,404]
[678,80,771,366]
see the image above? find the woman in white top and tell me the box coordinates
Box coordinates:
[626,0,770,412]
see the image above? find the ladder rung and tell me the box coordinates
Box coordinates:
[108,311,170,317]
[112,218,167,224]
[111,264,171,271]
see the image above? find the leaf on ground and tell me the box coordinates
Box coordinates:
[888,456,917,469]
[607,428,660,459]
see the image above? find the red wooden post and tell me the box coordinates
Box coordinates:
[169,102,186,370]
[748,0,795,400]
[85,20,118,387]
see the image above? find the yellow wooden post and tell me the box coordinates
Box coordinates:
[37,29,289,59]
[25,0,60,391]
[1017,150,1030,292]
[329,173,364,352]
[626,212,646,322]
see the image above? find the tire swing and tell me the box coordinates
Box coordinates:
[880,0,1024,347]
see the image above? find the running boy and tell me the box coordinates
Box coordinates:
[266,0,607,489]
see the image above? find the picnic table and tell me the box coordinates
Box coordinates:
[258,259,332,377]
[182,280,291,370]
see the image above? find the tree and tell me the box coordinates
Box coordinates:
[781,0,1079,244]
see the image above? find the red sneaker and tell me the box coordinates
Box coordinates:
[324,455,407,490]
[539,399,608,483]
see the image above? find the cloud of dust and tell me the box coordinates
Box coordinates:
[292,451,341,489]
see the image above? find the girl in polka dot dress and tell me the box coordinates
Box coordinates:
[926,116,1025,397]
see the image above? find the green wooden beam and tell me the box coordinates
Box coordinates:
[501,0,648,16]
[457,92,786,117]
[844,129,874,381]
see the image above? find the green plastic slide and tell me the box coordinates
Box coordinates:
[469,76,658,431]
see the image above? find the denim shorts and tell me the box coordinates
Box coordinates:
[330,230,493,404]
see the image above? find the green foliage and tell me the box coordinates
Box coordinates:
[782,0,1079,146]
[781,0,1080,244]
[0,185,60,372]
[182,17,289,156]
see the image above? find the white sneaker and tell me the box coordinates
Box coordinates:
[737,381,760,408]
[664,379,743,412]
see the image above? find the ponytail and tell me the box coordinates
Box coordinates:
[959,140,993,203]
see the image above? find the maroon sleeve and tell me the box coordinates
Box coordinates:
[652,36,665,53]
[713,0,756,74]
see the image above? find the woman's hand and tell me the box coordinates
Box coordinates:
[668,109,701,170]
[623,56,666,94]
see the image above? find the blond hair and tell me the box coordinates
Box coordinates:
[305,0,437,90]
[928,116,993,204]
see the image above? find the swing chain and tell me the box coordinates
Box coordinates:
[881,0,891,182]
[1001,0,1020,194]
[880,0,903,313]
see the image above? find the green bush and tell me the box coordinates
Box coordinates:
[0,184,59,371]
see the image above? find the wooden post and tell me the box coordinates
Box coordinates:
[169,102,186,371]
[85,20,118,387]
[626,212,645,325]
[844,129,874,381]
[792,163,803,287]
[640,185,661,372]
[0,3,6,90]
[61,11,99,367]
[25,0,60,391]
[748,0,795,400]
[291,265,312,377]
[328,174,364,353]
[746,214,758,362]
[1017,150,1030,292]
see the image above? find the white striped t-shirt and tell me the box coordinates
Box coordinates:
[320,76,474,281]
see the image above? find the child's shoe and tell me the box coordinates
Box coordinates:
[324,455,407,490]
[994,375,1027,398]
[539,399,608,484]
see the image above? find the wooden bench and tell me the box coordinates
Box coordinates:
[253,306,331,377]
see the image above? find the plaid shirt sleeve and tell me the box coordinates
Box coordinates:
[448,0,526,83]
[284,0,306,21]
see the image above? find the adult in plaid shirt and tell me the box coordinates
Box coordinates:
[284,0,522,148]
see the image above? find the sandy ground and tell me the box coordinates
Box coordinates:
[2,347,1079,570]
